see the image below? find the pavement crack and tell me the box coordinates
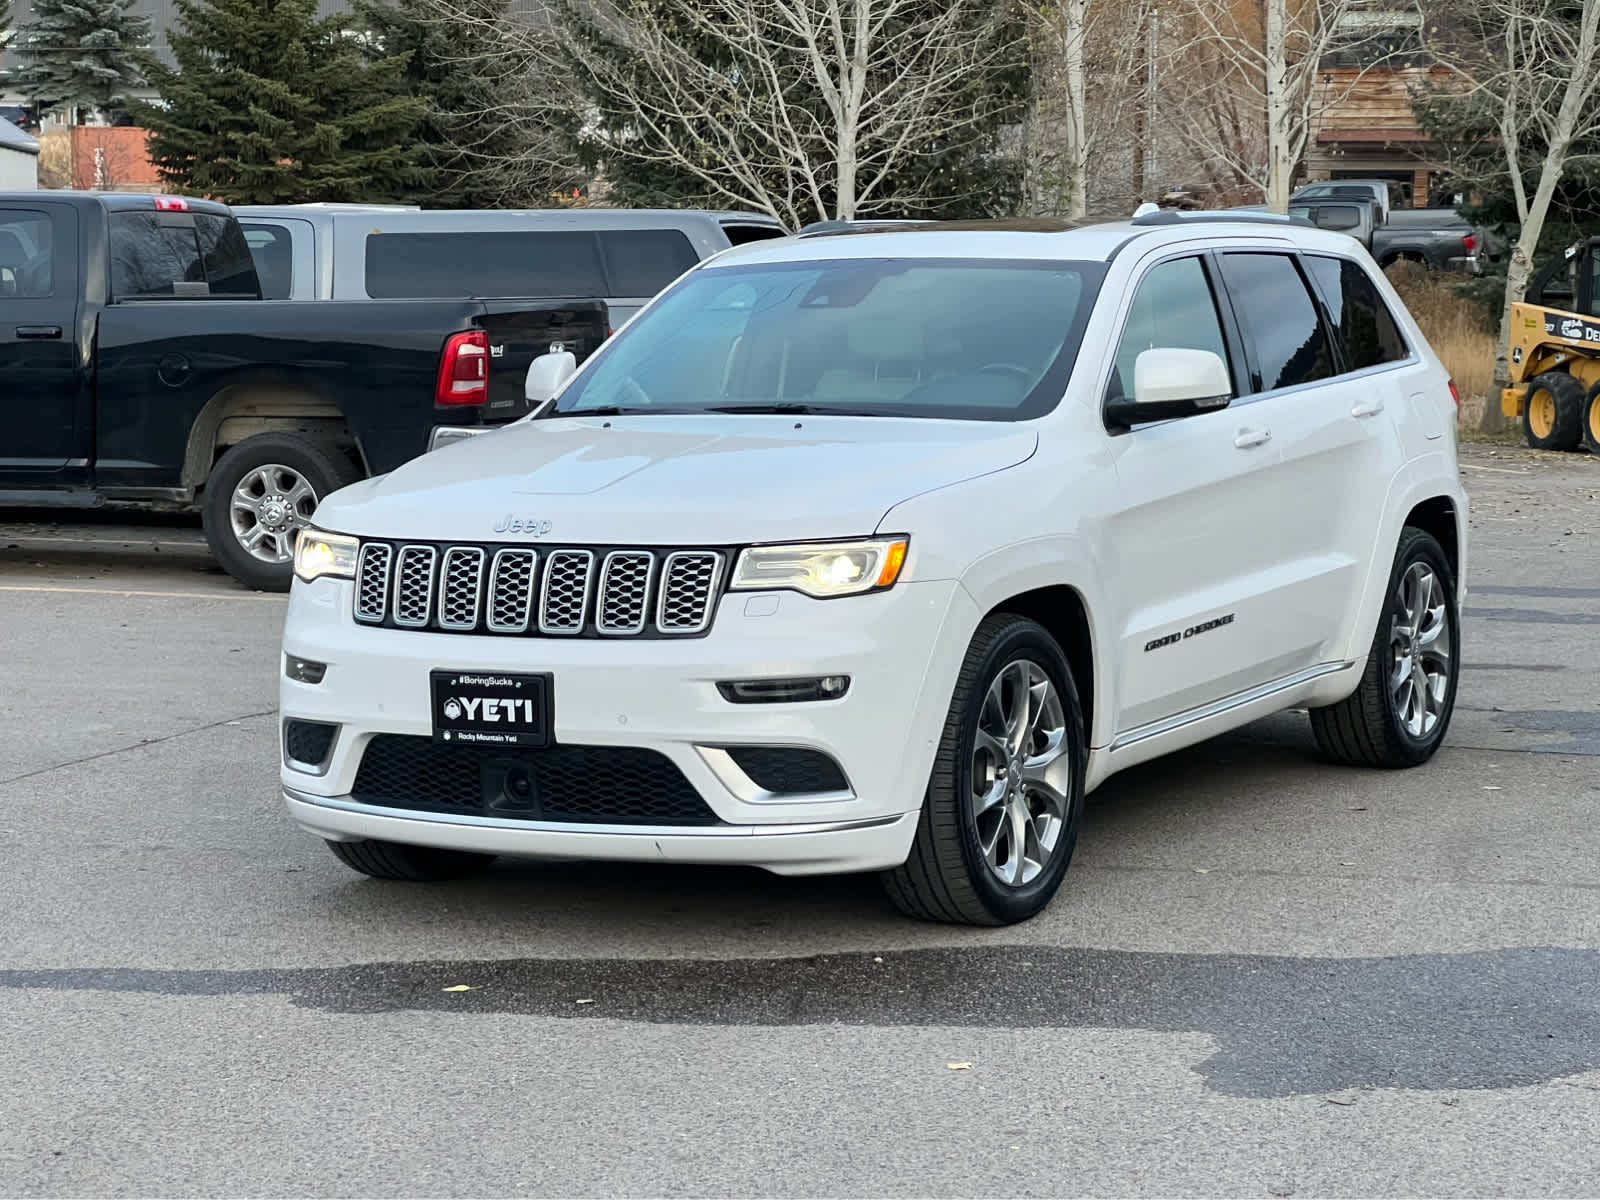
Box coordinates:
[0,709,279,789]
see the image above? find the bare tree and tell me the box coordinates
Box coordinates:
[1419,0,1600,430]
[502,0,1028,227]
[1022,0,1157,216]
[1160,0,1406,211]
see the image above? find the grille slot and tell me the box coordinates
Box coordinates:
[437,546,486,631]
[392,545,437,628]
[538,550,595,634]
[658,552,723,633]
[487,549,538,633]
[351,541,725,638]
[354,543,392,623]
[351,734,722,826]
[597,551,655,635]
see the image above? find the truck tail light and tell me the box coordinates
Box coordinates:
[1462,233,1477,255]
[436,330,489,407]
[1448,379,1461,410]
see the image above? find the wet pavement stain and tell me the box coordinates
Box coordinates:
[1465,607,1600,626]
[4,946,1598,1099]
[1469,708,1600,756]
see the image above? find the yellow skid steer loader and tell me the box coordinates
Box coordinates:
[1501,238,1600,451]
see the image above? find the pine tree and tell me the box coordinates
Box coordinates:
[11,0,151,123]
[130,0,430,204]
[353,0,579,207]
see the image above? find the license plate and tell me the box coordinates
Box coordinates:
[430,670,551,747]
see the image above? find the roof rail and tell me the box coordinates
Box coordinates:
[1130,208,1315,229]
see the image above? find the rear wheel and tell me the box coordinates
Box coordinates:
[201,432,361,591]
[1309,527,1459,768]
[325,839,496,881]
[1521,371,1584,451]
[1582,383,1600,454]
[881,615,1086,926]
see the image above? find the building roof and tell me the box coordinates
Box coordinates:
[0,116,40,155]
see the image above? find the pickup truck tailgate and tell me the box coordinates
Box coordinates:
[479,301,610,420]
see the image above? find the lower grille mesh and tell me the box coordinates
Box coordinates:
[351,734,721,826]
[727,746,849,794]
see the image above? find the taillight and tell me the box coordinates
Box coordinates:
[436,330,489,407]
[1448,379,1461,409]
[1462,233,1477,255]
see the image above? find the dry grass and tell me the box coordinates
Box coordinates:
[1384,261,1498,424]
[35,129,72,190]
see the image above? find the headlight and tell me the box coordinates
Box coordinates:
[730,537,909,599]
[293,530,360,584]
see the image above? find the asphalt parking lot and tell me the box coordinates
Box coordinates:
[1,441,1597,1197]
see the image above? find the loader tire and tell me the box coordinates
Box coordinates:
[1522,371,1584,451]
[1582,382,1600,454]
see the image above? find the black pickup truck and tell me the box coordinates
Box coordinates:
[0,192,607,589]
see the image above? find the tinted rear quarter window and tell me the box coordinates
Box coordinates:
[598,229,699,295]
[196,214,261,297]
[1303,255,1409,370]
[1216,252,1336,392]
[364,230,611,298]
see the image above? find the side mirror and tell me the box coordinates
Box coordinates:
[1106,347,1232,431]
[525,349,577,407]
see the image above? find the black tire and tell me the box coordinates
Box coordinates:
[1521,371,1584,451]
[1309,527,1460,768]
[1581,382,1600,455]
[325,838,496,882]
[881,615,1087,926]
[201,432,361,592]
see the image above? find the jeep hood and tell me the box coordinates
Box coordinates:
[314,416,1037,545]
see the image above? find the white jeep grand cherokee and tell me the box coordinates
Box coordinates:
[279,211,1467,925]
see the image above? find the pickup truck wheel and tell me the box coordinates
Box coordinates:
[1521,372,1584,451]
[325,838,496,882]
[881,615,1086,926]
[201,433,360,591]
[1309,527,1459,768]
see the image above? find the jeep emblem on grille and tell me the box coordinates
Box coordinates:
[494,515,553,537]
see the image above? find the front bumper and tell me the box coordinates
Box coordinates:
[279,576,975,875]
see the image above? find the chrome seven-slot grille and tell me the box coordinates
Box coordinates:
[353,540,726,638]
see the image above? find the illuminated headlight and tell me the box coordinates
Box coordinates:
[730,537,909,599]
[293,530,359,584]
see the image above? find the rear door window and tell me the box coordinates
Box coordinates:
[1216,252,1337,393]
[0,209,54,298]
[1303,255,1409,370]
[364,230,610,299]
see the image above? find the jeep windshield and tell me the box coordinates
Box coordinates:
[545,257,1106,422]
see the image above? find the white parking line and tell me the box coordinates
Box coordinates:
[0,584,283,602]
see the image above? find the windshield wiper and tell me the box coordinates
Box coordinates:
[704,403,882,416]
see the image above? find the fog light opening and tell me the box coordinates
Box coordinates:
[285,655,327,685]
[717,675,852,704]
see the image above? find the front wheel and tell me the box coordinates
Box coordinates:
[1309,527,1460,767]
[882,615,1086,925]
[326,839,496,881]
[1521,371,1584,451]
[201,432,360,592]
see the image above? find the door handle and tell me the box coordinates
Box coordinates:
[16,325,63,339]
[1352,398,1384,418]
[1234,426,1272,449]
